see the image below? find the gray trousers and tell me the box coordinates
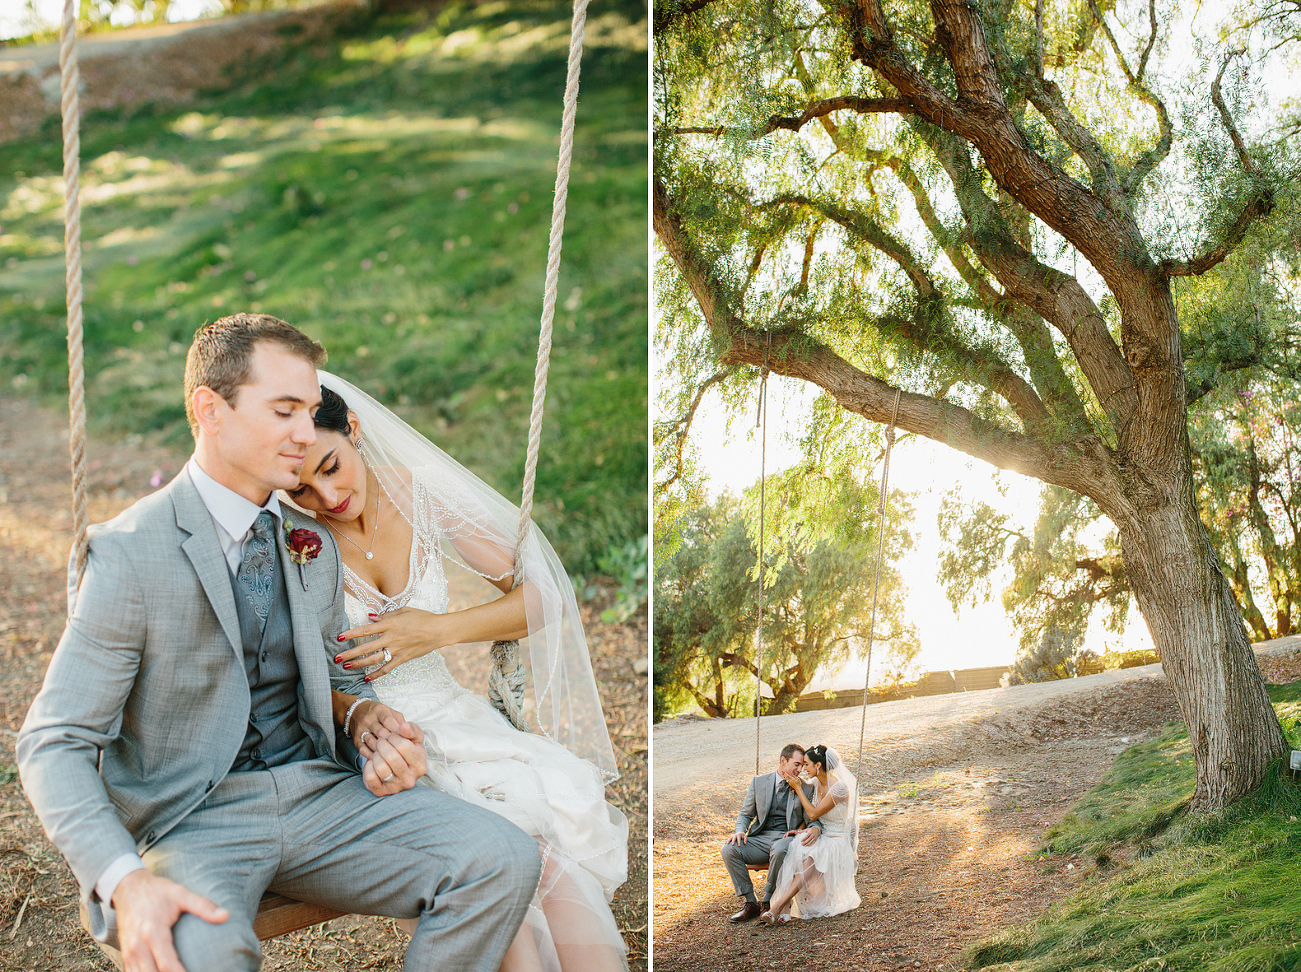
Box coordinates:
[720,830,792,904]
[138,759,540,972]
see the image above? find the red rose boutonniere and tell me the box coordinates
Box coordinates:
[284,519,323,590]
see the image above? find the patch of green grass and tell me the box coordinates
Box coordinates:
[968,681,1301,971]
[0,0,647,571]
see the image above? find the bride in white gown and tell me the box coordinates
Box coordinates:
[762,745,860,923]
[284,371,628,972]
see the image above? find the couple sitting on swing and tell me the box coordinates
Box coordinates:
[19,313,628,972]
[721,742,861,925]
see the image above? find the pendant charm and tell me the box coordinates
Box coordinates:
[365,552,374,560]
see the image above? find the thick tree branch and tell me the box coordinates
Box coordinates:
[764,96,912,133]
[866,151,1095,434]
[654,177,1108,492]
[847,0,1149,293]
[922,127,1138,430]
[1160,192,1274,278]
[765,193,1055,433]
[668,96,911,141]
[1211,55,1262,177]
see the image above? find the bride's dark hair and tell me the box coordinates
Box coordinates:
[314,385,352,436]
[805,745,829,770]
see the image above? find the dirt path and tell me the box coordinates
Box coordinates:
[0,395,648,969]
[652,645,1301,971]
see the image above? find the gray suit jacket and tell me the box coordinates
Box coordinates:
[736,772,819,836]
[17,466,372,928]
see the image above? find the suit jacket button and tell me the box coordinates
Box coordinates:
[146,831,156,844]
[206,781,214,792]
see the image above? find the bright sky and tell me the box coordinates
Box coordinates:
[1,0,227,40]
[684,376,1155,692]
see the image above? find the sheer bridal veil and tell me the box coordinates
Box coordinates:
[823,747,859,851]
[314,370,618,783]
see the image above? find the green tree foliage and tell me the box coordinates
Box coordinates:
[655,0,1299,807]
[938,483,1127,655]
[936,219,1301,661]
[654,471,917,720]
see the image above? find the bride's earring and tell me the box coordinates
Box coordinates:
[355,435,364,449]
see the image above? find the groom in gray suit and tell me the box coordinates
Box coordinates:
[18,314,540,972]
[720,742,821,923]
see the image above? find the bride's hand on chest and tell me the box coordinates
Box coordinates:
[334,606,450,680]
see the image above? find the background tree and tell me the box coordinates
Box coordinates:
[937,224,1301,663]
[655,0,1300,809]
[654,465,917,719]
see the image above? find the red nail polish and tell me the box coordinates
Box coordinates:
[343,662,352,670]
[337,635,346,643]
[364,676,371,683]
[368,613,378,619]
[334,655,342,664]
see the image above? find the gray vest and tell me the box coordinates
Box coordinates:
[759,777,793,833]
[229,539,315,771]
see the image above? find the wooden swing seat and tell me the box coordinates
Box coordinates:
[81,893,346,970]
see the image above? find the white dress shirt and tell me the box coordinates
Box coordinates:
[94,459,283,908]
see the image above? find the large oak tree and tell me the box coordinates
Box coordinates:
[655,0,1298,810]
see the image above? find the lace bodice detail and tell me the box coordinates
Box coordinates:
[341,467,463,697]
[816,780,851,837]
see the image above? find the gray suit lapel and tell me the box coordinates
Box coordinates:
[280,525,335,758]
[754,772,774,828]
[173,471,243,663]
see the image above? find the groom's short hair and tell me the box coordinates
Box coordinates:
[184,313,326,436]
[779,743,805,761]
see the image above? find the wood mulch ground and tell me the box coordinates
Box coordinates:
[652,657,1301,972]
[0,395,647,970]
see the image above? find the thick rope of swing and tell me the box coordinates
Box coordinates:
[59,0,89,586]
[854,389,902,788]
[54,0,585,728]
[487,0,591,731]
[752,366,769,776]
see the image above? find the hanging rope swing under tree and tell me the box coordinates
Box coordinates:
[746,376,903,871]
[57,0,592,952]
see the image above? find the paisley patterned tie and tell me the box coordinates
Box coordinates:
[236,511,276,631]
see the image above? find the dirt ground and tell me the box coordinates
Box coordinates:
[0,395,648,970]
[652,645,1301,972]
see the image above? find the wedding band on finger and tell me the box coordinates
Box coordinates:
[381,772,395,783]
[360,731,372,744]
[382,649,392,664]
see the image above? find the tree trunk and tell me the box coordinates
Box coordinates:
[1117,491,1286,811]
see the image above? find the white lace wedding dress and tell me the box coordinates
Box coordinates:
[772,779,860,919]
[345,469,629,971]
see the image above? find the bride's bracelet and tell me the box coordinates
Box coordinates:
[342,698,371,736]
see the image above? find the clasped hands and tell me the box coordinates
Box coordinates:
[335,606,444,681]
[348,698,427,797]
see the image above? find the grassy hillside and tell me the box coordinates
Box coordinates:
[968,681,1301,972]
[0,0,647,572]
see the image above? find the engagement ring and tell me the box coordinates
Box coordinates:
[360,730,372,744]
[382,649,392,663]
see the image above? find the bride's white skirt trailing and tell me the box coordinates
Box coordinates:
[772,779,860,920]
[359,626,627,972]
[334,449,629,971]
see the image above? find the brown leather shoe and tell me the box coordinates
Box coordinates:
[729,901,762,923]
